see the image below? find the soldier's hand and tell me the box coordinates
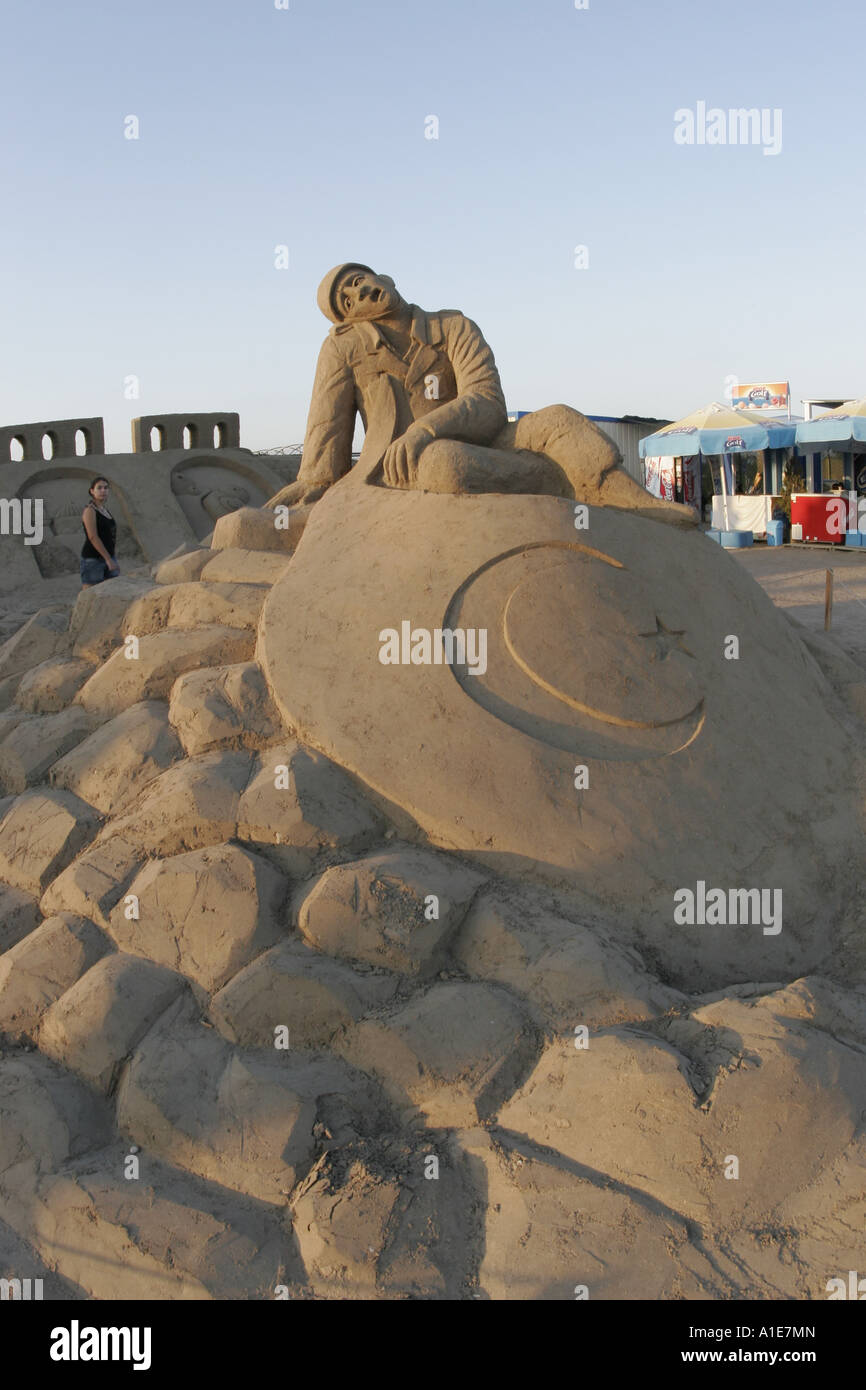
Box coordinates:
[382,426,431,488]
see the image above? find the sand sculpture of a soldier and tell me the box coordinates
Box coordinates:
[269,263,695,526]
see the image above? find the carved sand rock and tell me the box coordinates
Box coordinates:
[1,269,865,1300]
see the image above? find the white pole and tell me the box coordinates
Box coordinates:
[720,452,731,531]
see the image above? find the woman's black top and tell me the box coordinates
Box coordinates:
[81,504,117,560]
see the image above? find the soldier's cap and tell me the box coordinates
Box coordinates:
[317,263,376,323]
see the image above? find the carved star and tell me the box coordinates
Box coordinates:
[638,616,694,660]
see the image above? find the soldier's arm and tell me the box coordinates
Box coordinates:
[413,313,508,448]
[297,336,357,486]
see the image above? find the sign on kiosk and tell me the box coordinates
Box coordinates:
[732,381,790,412]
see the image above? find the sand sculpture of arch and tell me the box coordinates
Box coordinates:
[132,413,241,453]
[169,455,275,540]
[16,466,143,576]
[0,417,105,462]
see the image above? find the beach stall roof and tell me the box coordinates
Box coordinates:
[638,402,796,458]
[796,399,866,449]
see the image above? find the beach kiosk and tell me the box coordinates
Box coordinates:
[794,400,866,543]
[639,402,795,543]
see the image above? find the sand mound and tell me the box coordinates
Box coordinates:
[1,491,865,1300]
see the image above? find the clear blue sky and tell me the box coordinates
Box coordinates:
[1,0,862,452]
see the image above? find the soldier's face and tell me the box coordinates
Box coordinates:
[338,270,398,321]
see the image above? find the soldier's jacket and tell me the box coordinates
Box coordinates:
[297,305,508,485]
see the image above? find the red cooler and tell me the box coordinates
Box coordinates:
[790,494,846,544]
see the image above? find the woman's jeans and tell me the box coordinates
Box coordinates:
[80,557,119,585]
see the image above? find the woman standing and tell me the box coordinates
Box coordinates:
[80,477,119,587]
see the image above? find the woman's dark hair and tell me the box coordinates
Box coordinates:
[88,476,110,495]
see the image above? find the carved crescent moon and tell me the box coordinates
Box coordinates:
[442,542,705,760]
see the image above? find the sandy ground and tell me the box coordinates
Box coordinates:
[0,1215,85,1299]
[731,543,866,665]
[0,566,153,643]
